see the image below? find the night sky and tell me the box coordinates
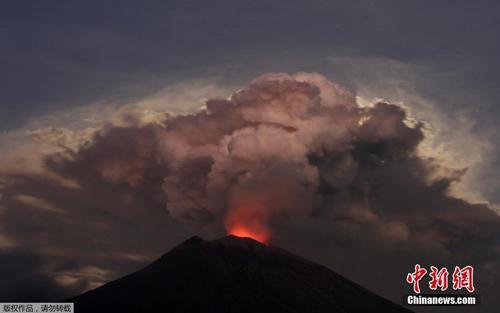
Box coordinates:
[1,1,499,312]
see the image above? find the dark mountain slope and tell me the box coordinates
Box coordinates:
[71,235,412,313]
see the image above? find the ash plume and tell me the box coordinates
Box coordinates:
[1,73,499,308]
[43,73,500,245]
[155,72,427,238]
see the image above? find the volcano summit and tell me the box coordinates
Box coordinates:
[71,235,411,313]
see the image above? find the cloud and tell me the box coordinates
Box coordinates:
[327,55,499,211]
[0,72,499,310]
[0,248,84,301]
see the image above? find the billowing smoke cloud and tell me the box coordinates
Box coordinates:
[1,73,499,310]
[30,72,500,249]
[160,73,351,239]
[152,73,428,240]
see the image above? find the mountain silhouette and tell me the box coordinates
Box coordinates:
[71,235,412,313]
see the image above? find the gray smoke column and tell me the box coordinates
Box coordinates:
[158,72,425,241]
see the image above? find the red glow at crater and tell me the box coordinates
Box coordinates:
[227,224,269,244]
[225,195,272,244]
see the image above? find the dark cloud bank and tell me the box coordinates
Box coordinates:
[0,73,499,312]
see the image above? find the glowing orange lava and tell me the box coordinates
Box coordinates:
[225,195,271,244]
[227,225,269,244]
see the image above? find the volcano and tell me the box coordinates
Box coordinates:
[71,235,412,313]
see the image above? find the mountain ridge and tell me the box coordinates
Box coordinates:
[71,235,413,313]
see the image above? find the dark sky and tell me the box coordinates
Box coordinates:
[1,1,500,312]
[2,1,499,126]
[2,0,499,201]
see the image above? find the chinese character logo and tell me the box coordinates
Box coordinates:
[452,265,475,293]
[406,264,427,294]
[406,264,475,293]
[429,266,449,291]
